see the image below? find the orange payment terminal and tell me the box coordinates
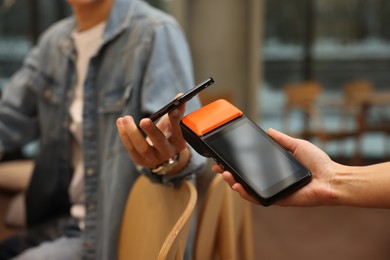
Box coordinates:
[180,99,311,206]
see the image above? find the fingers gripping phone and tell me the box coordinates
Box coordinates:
[149,77,214,122]
[180,99,312,206]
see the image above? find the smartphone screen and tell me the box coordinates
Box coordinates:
[204,116,311,205]
[149,77,214,122]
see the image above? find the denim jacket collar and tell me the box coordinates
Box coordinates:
[103,0,135,44]
[59,0,136,59]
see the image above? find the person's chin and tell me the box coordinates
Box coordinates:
[66,0,103,5]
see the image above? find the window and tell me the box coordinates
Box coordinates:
[263,0,390,89]
[0,0,70,88]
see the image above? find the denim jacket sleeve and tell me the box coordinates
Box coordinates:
[0,19,71,155]
[0,48,41,153]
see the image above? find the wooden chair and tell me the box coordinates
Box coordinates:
[0,160,33,241]
[0,160,34,192]
[343,79,374,107]
[282,81,358,158]
[0,160,34,228]
[282,81,324,139]
[217,183,254,260]
[193,173,225,260]
[342,79,390,161]
[118,175,197,260]
[193,173,254,260]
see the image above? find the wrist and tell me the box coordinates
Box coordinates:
[164,146,190,176]
[151,153,180,175]
[331,164,366,207]
[150,147,191,176]
[334,163,390,208]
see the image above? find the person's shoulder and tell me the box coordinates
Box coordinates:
[131,1,179,29]
[37,17,74,46]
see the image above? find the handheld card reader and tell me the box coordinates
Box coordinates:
[180,99,311,206]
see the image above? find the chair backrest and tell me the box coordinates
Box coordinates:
[193,174,225,260]
[193,174,254,260]
[217,184,254,260]
[282,81,323,136]
[0,160,34,192]
[0,159,34,228]
[343,79,374,106]
[118,175,197,260]
[283,81,322,109]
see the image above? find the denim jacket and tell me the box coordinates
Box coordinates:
[0,0,206,259]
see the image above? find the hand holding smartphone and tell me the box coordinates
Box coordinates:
[149,77,214,122]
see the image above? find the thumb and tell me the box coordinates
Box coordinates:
[267,128,300,154]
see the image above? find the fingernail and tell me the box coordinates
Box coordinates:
[123,116,132,125]
[171,109,180,118]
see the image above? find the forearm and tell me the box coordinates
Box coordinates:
[332,162,390,208]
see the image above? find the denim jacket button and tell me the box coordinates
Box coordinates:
[86,168,94,176]
[85,130,93,138]
[83,240,94,249]
[43,89,53,99]
[88,203,96,210]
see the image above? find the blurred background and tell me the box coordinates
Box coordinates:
[1,0,390,259]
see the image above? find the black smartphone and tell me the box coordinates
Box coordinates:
[180,99,311,206]
[149,77,214,122]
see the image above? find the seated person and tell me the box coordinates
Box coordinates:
[0,0,205,259]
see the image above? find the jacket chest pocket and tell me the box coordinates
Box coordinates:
[98,83,134,115]
[28,74,64,138]
[98,83,138,156]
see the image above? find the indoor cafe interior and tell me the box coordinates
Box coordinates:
[0,0,390,259]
